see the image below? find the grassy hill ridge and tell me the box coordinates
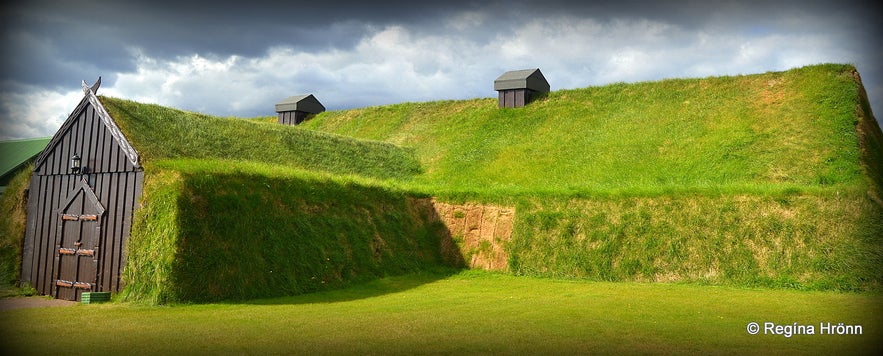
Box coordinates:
[299,63,880,198]
[101,97,422,181]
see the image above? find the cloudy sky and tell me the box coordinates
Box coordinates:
[1,0,881,139]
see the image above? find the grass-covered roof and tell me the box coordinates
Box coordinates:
[99,97,422,181]
[296,63,882,198]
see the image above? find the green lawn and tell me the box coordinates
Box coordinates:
[2,271,880,355]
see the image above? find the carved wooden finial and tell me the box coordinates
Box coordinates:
[82,76,102,94]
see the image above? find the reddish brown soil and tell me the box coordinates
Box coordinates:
[428,199,515,271]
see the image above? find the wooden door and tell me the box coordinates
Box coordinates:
[53,179,105,301]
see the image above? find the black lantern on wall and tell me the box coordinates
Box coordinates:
[70,154,81,174]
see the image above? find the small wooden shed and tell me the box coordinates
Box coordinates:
[275,94,325,125]
[21,79,144,301]
[494,68,550,108]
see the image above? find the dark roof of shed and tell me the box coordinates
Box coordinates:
[494,68,550,93]
[275,94,326,114]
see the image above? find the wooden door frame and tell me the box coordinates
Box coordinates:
[51,177,106,300]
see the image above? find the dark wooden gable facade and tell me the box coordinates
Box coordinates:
[22,79,144,301]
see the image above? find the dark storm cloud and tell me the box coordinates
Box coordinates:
[1,0,882,139]
[2,0,469,60]
[3,0,880,86]
[0,1,366,86]
[0,0,480,88]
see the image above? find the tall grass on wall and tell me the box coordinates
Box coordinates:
[121,160,455,304]
[509,193,883,291]
[0,167,32,288]
[118,169,184,304]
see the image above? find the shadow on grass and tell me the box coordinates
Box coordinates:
[236,267,465,306]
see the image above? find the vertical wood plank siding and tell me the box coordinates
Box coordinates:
[278,111,308,125]
[498,89,535,108]
[22,97,143,300]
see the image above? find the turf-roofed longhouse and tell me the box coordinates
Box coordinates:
[20,80,426,302]
[15,63,883,304]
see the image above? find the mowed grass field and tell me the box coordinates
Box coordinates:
[2,271,881,355]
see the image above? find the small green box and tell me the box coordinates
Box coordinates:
[81,292,111,304]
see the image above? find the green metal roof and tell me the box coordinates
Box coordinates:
[0,137,51,182]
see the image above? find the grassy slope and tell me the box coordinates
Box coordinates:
[101,96,422,181]
[3,271,882,354]
[299,64,873,196]
[297,64,883,291]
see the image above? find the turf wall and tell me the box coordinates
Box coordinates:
[119,162,461,304]
[509,193,883,292]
